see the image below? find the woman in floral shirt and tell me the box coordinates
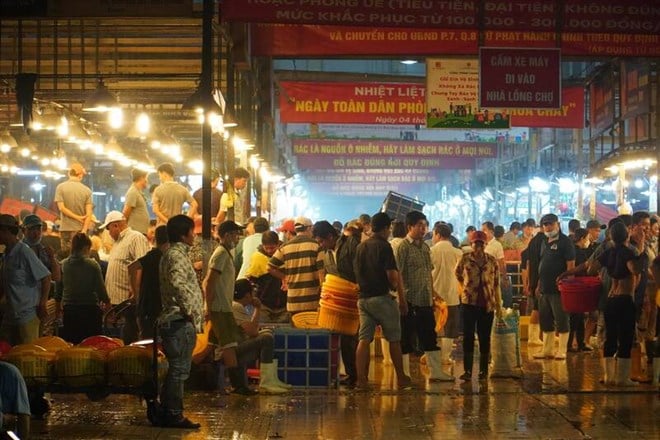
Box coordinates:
[455,230,503,381]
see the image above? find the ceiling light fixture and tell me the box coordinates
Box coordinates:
[82,78,118,112]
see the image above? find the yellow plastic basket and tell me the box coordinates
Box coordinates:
[318,302,359,336]
[107,346,168,388]
[54,347,106,388]
[292,311,320,329]
[4,347,55,387]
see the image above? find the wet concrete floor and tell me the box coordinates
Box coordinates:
[27,344,660,439]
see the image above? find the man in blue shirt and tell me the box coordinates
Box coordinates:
[0,214,51,345]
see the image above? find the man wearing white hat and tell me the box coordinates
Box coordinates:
[102,211,150,344]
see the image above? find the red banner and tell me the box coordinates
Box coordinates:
[620,60,651,120]
[223,1,660,34]
[510,87,584,129]
[479,48,561,109]
[279,81,425,125]
[252,25,660,57]
[589,67,615,139]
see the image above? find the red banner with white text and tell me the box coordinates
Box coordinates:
[509,86,584,129]
[223,1,660,34]
[279,81,426,125]
[252,24,660,58]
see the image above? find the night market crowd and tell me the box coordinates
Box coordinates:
[0,161,658,434]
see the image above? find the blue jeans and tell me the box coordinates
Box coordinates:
[159,320,195,418]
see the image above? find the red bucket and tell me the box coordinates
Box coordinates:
[558,277,601,313]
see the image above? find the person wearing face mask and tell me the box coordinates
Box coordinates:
[533,213,576,360]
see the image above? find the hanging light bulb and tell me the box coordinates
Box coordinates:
[108,107,124,129]
[136,112,150,136]
[57,116,69,137]
[82,78,118,112]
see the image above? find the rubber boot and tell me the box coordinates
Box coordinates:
[460,352,473,381]
[533,332,555,359]
[478,354,489,380]
[555,333,569,360]
[440,338,454,365]
[615,358,638,387]
[272,359,293,389]
[652,358,660,386]
[426,350,454,382]
[527,323,543,346]
[401,354,410,377]
[381,337,392,365]
[630,345,647,382]
[259,362,289,394]
[602,357,616,385]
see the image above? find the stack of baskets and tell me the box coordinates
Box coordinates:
[318,274,360,335]
[558,276,601,313]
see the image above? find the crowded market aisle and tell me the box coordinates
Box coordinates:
[31,345,659,440]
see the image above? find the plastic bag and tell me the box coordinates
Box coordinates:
[489,308,522,378]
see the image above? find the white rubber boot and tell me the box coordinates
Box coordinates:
[652,358,660,386]
[381,338,392,365]
[272,359,293,389]
[402,354,410,377]
[615,358,638,387]
[259,362,289,394]
[527,323,543,346]
[440,338,454,365]
[555,332,569,360]
[533,332,555,359]
[425,350,454,382]
[602,357,616,385]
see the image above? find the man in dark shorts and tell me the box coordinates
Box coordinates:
[354,212,412,390]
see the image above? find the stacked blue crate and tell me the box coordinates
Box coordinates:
[273,327,339,388]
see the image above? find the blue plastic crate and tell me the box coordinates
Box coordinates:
[273,327,339,388]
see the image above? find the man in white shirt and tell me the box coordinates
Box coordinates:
[215,167,250,225]
[482,221,510,302]
[430,223,463,367]
[237,217,269,279]
[102,211,151,344]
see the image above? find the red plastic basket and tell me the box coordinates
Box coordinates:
[558,277,601,313]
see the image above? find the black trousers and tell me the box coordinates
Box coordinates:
[461,304,494,357]
[340,334,357,381]
[568,313,586,348]
[62,304,102,344]
[401,304,439,355]
[604,295,636,358]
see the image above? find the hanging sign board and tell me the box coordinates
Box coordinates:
[426,58,510,129]
[479,48,561,109]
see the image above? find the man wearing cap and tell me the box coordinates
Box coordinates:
[54,162,93,256]
[122,168,150,235]
[22,214,61,283]
[237,217,269,280]
[203,220,244,389]
[102,211,151,344]
[534,213,575,360]
[152,162,198,226]
[276,219,296,243]
[215,167,250,225]
[0,214,51,345]
[268,216,323,314]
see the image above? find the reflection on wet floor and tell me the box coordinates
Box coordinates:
[30,344,659,439]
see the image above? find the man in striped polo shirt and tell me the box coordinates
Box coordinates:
[268,216,323,314]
